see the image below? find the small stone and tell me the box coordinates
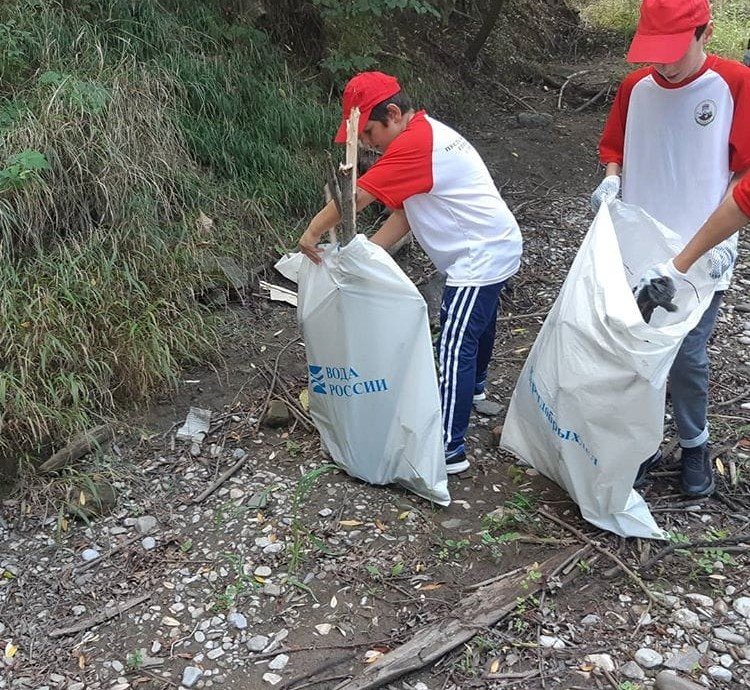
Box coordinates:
[229,488,244,500]
[227,612,247,630]
[515,112,553,128]
[664,647,702,672]
[182,667,202,688]
[719,654,733,668]
[254,566,272,578]
[248,635,269,652]
[440,519,464,529]
[620,661,645,680]
[584,653,615,673]
[580,614,600,626]
[538,635,565,649]
[247,492,268,509]
[635,648,664,668]
[264,400,290,428]
[142,537,156,550]
[263,543,284,555]
[685,593,714,608]
[732,597,750,618]
[263,584,282,597]
[707,666,733,682]
[207,647,224,660]
[135,516,157,534]
[654,670,705,690]
[672,608,701,629]
[194,631,205,643]
[232,448,247,460]
[111,660,124,673]
[713,627,746,645]
[318,508,333,517]
[81,549,100,562]
[262,673,283,686]
[161,616,181,627]
[315,623,332,635]
[268,654,289,671]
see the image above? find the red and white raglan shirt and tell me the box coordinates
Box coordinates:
[735,173,750,217]
[599,55,750,290]
[357,111,522,287]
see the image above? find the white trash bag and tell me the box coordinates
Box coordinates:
[501,200,717,538]
[287,235,450,506]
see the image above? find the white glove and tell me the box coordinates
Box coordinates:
[707,244,736,280]
[591,175,621,212]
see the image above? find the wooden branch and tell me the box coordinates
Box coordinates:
[332,548,577,690]
[48,592,151,638]
[537,508,660,607]
[192,451,249,504]
[337,107,359,247]
[639,534,750,572]
[557,69,590,110]
[573,82,610,113]
[39,425,113,473]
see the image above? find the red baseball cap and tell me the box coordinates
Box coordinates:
[626,0,710,64]
[334,71,401,143]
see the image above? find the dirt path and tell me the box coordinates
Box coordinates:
[2,66,750,690]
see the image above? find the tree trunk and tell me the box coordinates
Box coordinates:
[464,0,509,63]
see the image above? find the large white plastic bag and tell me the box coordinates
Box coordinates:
[296,234,450,506]
[501,201,716,538]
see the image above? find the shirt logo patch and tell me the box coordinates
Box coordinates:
[694,99,716,126]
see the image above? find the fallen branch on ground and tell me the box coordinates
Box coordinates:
[48,592,151,638]
[639,534,750,572]
[192,451,249,504]
[331,548,577,690]
[38,425,113,473]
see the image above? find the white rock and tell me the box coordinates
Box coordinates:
[315,624,332,635]
[111,660,124,673]
[685,593,714,608]
[580,614,600,626]
[194,631,205,643]
[228,612,248,630]
[135,515,157,534]
[262,673,283,686]
[161,616,181,627]
[268,654,289,671]
[142,537,156,550]
[620,661,645,680]
[732,597,750,618]
[673,608,700,629]
[181,667,202,688]
[248,635,269,652]
[539,635,565,649]
[254,566,272,577]
[719,654,733,668]
[207,647,224,659]
[585,653,615,673]
[635,648,663,668]
[714,628,746,644]
[81,549,100,562]
[708,665,733,682]
[264,543,284,555]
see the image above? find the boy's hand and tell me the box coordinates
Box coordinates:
[591,175,621,212]
[298,228,325,264]
[633,260,683,323]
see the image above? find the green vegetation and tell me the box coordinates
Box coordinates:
[0,0,334,458]
[576,0,749,59]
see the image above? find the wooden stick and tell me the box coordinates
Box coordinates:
[536,508,660,607]
[639,533,750,571]
[73,534,141,573]
[39,425,113,473]
[192,451,248,504]
[338,107,359,246]
[557,69,589,110]
[332,548,577,690]
[48,592,151,638]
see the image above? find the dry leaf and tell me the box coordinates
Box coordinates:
[398,510,411,520]
[364,649,383,663]
[4,641,18,659]
[716,457,725,475]
[315,623,332,635]
[78,653,86,669]
[196,210,214,234]
[339,520,363,527]
[330,594,338,608]
[490,658,500,673]
[79,491,86,506]
[419,583,443,591]
[255,576,266,585]
[414,562,426,573]
[375,519,387,531]
[299,389,310,411]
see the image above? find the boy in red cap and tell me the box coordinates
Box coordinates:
[592,0,750,497]
[298,71,522,475]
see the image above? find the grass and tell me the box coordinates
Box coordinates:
[0,0,336,459]
[576,0,749,59]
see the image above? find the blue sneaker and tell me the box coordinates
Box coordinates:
[681,444,714,497]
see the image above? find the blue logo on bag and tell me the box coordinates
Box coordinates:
[308,364,388,398]
[308,365,327,394]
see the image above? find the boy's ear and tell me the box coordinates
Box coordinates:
[385,103,403,123]
[702,21,714,45]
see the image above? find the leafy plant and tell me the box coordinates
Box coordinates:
[0,150,49,192]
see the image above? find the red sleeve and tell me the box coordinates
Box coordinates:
[598,68,651,166]
[357,113,433,210]
[711,58,750,173]
[735,174,750,217]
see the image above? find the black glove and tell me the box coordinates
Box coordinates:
[635,276,678,323]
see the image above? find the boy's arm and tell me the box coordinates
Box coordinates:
[298,189,377,263]
[369,209,410,250]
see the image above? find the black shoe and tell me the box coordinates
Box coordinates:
[681,444,714,497]
[446,453,470,475]
[634,449,663,488]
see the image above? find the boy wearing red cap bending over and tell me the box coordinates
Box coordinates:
[591,0,750,497]
[298,71,522,475]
